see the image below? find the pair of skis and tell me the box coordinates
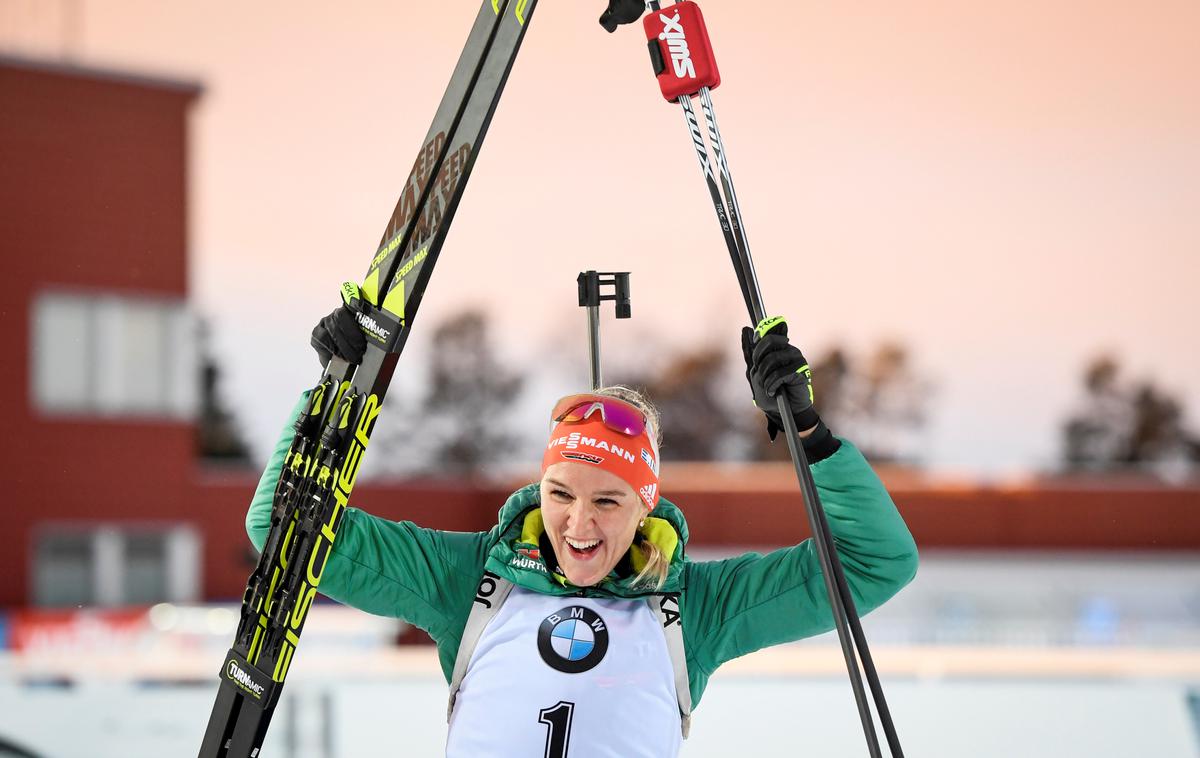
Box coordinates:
[604,2,906,756]
[196,1,538,755]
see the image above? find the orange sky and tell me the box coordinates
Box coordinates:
[3,0,1197,474]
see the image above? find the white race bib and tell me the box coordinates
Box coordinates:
[446,587,681,757]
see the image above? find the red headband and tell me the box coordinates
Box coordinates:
[542,416,660,510]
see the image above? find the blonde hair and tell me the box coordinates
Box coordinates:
[632,537,669,591]
[596,386,670,591]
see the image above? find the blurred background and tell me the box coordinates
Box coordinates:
[1,0,1198,755]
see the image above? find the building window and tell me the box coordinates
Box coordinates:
[30,290,196,418]
[31,532,94,607]
[30,293,94,412]
[32,526,201,608]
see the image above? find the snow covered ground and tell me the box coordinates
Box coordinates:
[0,670,1196,757]
[2,552,1197,756]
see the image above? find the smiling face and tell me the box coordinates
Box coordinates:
[540,461,648,587]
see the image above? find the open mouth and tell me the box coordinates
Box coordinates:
[564,537,602,560]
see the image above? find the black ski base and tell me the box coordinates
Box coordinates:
[196,0,540,755]
[198,651,279,758]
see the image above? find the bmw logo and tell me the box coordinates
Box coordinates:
[537,606,609,674]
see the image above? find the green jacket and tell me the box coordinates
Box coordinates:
[246,394,918,708]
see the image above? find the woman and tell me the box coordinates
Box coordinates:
[246,306,919,756]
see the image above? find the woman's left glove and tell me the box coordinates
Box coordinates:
[741,316,819,440]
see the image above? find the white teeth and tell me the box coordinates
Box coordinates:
[566,538,600,550]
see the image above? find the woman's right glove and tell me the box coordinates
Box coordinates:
[310,286,367,368]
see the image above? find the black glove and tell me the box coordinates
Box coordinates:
[742,316,840,461]
[742,316,817,436]
[310,285,367,368]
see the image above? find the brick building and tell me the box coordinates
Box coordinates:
[2,55,1196,616]
[1,56,202,609]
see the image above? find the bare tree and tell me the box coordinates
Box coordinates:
[606,344,740,462]
[645,347,740,461]
[1063,355,1199,474]
[1063,356,1130,469]
[196,319,252,464]
[371,310,527,477]
[849,342,929,463]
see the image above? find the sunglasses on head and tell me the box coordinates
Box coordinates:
[550,393,649,438]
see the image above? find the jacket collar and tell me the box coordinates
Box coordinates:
[485,483,688,597]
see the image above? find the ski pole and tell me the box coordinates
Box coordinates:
[657,8,892,755]
[698,82,906,756]
[602,2,904,755]
[577,270,632,390]
[686,83,886,758]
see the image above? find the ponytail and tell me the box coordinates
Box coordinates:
[633,536,670,591]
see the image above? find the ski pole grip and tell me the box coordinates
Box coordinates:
[599,0,646,32]
[644,1,720,101]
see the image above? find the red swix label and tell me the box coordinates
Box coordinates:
[644,1,721,101]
